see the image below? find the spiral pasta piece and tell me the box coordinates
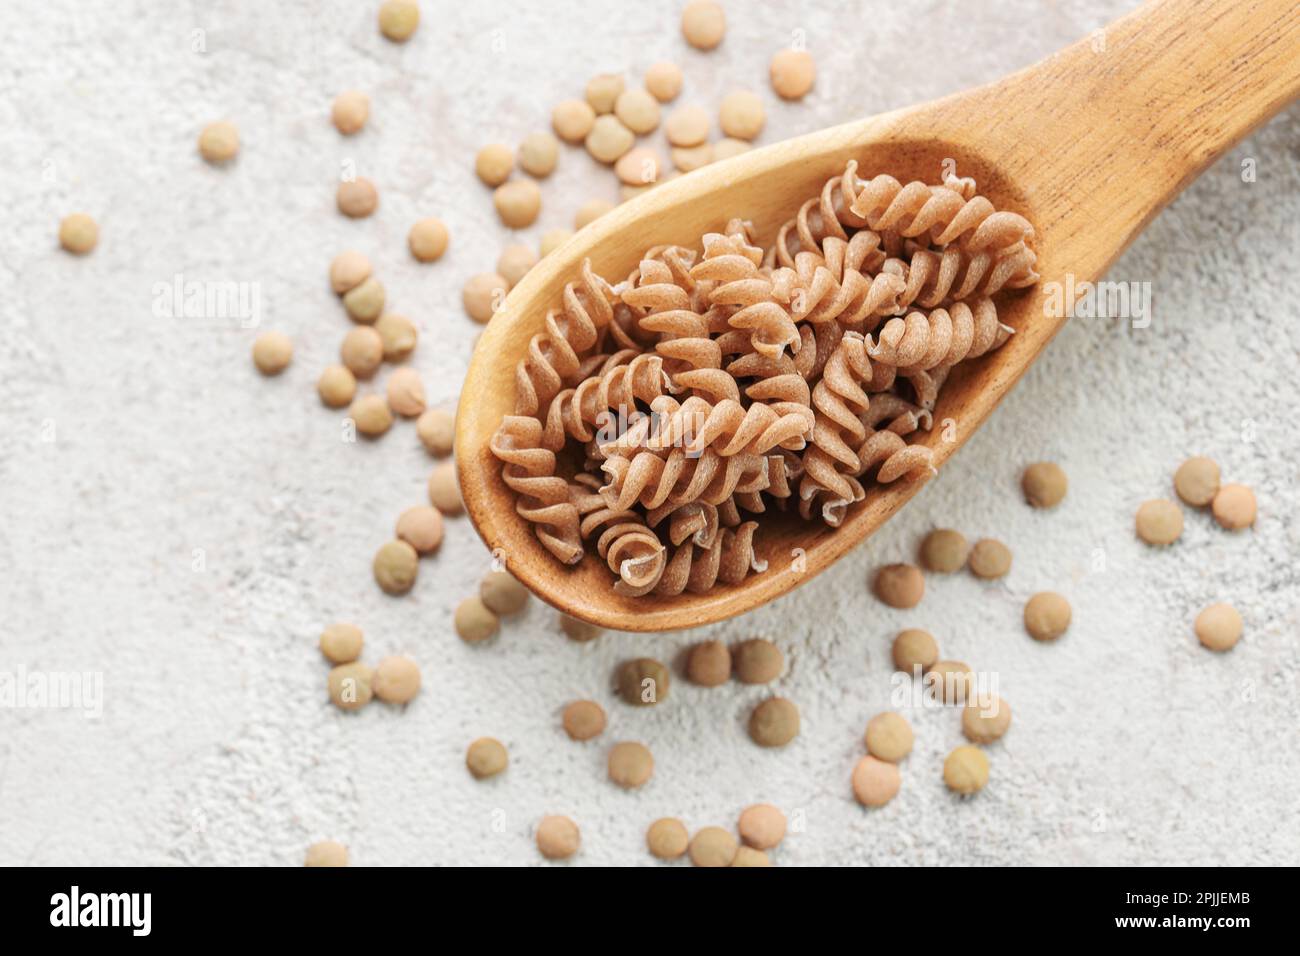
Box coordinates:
[599,447,769,512]
[541,349,677,453]
[884,239,1039,310]
[692,229,800,359]
[631,260,738,404]
[866,298,1012,369]
[489,415,583,563]
[767,166,884,269]
[646,500,720,548]
[511,259,620,417]
[797,473,865,527]
[856,429,936,483]
[847,166,1035,254]
[568,474,668,595]
[607,393,812,459]
[653,521,767,595]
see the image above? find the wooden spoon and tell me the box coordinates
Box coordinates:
[457,0,1300,632]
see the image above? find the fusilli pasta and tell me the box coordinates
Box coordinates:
[488,159,1038,596]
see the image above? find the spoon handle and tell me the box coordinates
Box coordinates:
[936,0,1300,278]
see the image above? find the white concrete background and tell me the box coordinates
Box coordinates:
[1,0,1297,867]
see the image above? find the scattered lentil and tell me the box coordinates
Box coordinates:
[331,90,369,135]
[688,827,737,867]
[615,146,662,186]
[769,49,816,100]
[252,331,292,375]
[681,1,726,50]
[58,213,98,254]
[377,0,420,41]
[962,695,1012,744]
[337,177,379,218]
[851,756,901,807]
[343,276,385,322]
[1024,591,1071,641]
[462,272,508,323]
[328,661,374,711]
[552,99,596,143]
[480,570,529,615]
[614,87,660,134]
[584,73,625,114]
[892,628,939,674]
[304,840,349,867]
[518,131,559,178]
[1135,499,1183,545]
[644,62,683,102]
[455,596,499,643]
[375,313,418,363]
[920,528,968,572]
[373,539,418,595]
[927,659,973,704]
[607,741,654,788]
[873,563,924,608]
[372,655,421,703]
[1174,456,1220,506]
[497,244,539,287]
[968,538,1012,578]
[198,120,239,163]
[646,818,689,859]
[686,640,731,687]
[737,804,786,850]
[466,737,508,778]
[475,143,514,186]
[493,179,542,228]
[944,745,990,794]
[1212,483,1256,530]
[416,408,455,455]
[427,461,463,514]
[562,700,606,741]
[408,218,449,262]
[865,712,914,763]
[1021,461,1068,508]
[749,697,799,747]
[664,104,710,146]
[340,326,384,378]
[350,394,393,437]
[536,815,580,860]
[319,623,364,664]
[617,658,669,705]
[719,90,765,140]
[560,613,601,642]
[330,250,372,294]
[395,505,443,554]
[1195,602,1242,651]
[585,114,635,163]
[671,143,713,171]
[733,638,782,683]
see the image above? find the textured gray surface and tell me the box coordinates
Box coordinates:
[1,0,1298,866]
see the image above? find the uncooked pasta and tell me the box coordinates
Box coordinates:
[489,160,1038,595]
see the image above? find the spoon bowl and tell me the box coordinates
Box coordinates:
[458,0,1300,631]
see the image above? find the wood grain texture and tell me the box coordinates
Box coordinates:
[456,0,1300,632]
